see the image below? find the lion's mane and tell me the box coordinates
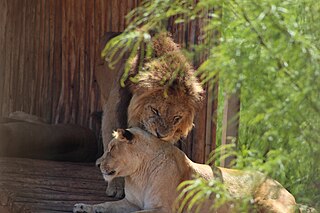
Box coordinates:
[127,33,204,143]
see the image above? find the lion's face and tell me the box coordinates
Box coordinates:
[125,34,204,144]
[127,89,198,143]
[97,128,151,182]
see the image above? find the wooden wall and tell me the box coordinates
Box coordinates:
[0,0,217,163]
[0,0,141,135]
[168,15,218,164]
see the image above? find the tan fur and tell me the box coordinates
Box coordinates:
[100,33,204,197]
[127,88,198,143]
[74,128,297,213]
[127,33,204,143]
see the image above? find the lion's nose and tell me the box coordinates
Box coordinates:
[156,130,168,139]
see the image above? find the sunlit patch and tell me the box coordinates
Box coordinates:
[112,131,119,139]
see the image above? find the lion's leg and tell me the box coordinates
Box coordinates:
[99,68,131,199]
[96,32,132,199]
[73,198,140,213]
[100,80,130,198]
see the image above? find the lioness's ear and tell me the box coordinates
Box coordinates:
[116,129,134,143]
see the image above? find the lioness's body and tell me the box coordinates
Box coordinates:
[74,128,297,213]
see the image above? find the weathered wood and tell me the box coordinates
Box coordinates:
[0,157,115,212]
[0,0,219,163]
[0,0,141,136]
[220,92,240,168]
[168,4,217,163]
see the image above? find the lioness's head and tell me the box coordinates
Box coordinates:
[97,128,160,182]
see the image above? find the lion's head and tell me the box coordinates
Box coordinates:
[127,34,204,143]
[127,87,202,143]
[97,128,162,182]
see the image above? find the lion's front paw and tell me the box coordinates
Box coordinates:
[73,203,93,213]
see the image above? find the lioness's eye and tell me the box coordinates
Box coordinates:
[173,116,182,124]
[150,106,160,116]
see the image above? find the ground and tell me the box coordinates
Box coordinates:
[0,158,116,212]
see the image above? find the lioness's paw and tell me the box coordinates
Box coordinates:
[73,203,93,213]
[106,185,125,199]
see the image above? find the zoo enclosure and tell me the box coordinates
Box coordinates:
[0,0,238,164]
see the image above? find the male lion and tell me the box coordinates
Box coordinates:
[74,128,297,213]
[99,33,204,198]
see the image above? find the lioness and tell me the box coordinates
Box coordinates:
[99,33,204,197]
[74,128,297,213]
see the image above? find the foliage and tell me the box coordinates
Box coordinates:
[102,0,320,211]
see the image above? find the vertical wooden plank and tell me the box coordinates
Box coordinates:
[84,0,92,127]
[55,0,66,123]
[15,0,26,112]
[29,0,39,114]
[207,82,219,163]
[106,0,112,32]
[91,0,102,130]
[86,0,94,128]
[19,0,28,113]
[9,0,19,112]
[34,0,42,115]
[205,84,214,162]
[77,0,86,126]
[52,0,62,124]
[204,81,219,164]
[10,0,23,113]
[41,0,51,121]
[111,0,119,32]
[126,0,133,28]
[22,0,35,114]
[3,0,12,115]
[65,0,71,123]
[100,0,106,34]
[68,0,75,123]
[47,0,56,123]
[119,0,126,31]
[39,0,47,118]
[220,92,240,168]
[0,0,8,114]
[191,92,207,164]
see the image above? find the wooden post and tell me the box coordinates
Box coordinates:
[220,92,240,168]
[204,81,219,164]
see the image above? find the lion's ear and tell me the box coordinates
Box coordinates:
[116,129,134,143]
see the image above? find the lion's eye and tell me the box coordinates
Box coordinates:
[173,116,182,124]
[150,107,160,116]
